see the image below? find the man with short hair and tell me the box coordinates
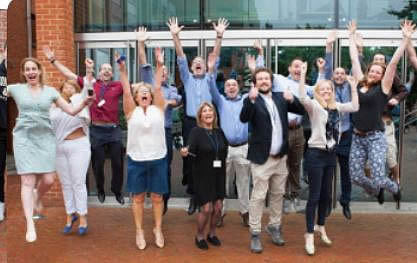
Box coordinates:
[240,67,305,253]
[167,17,228,215]
[45,47,125,205]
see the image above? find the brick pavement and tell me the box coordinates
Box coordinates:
[3,177,417,263]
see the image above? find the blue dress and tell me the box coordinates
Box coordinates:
[8,84,60,174]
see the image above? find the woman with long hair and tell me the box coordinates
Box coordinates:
[348,20,415,206]
[299,62,359,255]
[50,78,91,236]
[180,102,228,250]
[7,57,92,242]
[118,48,168,250]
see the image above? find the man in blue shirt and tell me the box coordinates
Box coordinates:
[207,52,250,227]
[167,17,229,215]
[136,27,182,215]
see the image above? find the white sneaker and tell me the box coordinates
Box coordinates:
[0,202,4,221]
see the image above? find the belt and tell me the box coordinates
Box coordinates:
[353,129,378,137]
[229,141,247,147]
[92,122,118,128]
[288,123,301,130]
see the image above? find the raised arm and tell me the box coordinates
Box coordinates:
[298,62,314,112]
[348,21,364,81]
[406,40,417,70]
[212,18,229,57]
[136,26,149,65]
[55,95,92,116]
[207,52,223,106]
[116,54,136,118]
[153,48,166,111]
[167,17,185,58]
[342,76,359,112]
[382,20,415,94]
[43,46,78,80]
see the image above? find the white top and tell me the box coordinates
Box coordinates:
[260,93,283,155]
[127,105,167,161]
[299,96,358,150]
[50,93,90,144]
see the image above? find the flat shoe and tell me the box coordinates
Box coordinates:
[78,226,88,236]
[195,237,208,250]
[207,235,221,246]
[136,230,146,250]
[153,228,164,248]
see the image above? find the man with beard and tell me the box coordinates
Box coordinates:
[240,67,305,253]
[44,47,125,205]
[167,17,229,215]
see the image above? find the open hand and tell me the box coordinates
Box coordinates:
[135,26,149,42]
[346,75,358,88]
[247,54,256,73]
[326,30,338,45]
[167,17,184,36]
[347,20,357,36]
[43,46,55,61]
[213,18,230,37]
[283,87,294,102]
[154,47,164,66]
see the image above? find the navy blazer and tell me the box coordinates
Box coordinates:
[240,92,305,165]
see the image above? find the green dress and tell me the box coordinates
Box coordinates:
[8,84,60,174]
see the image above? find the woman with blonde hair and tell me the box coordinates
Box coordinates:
[50,78,91,236]
[299,63,359,256]
[180,102,228,250]
[7,57,92,242]
[118,49,167,250]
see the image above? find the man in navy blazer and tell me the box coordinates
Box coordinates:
[240,67,305,253]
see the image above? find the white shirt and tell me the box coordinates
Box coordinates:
[127,105,166,161]
[260,93,283,155]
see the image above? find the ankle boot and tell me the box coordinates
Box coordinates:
[314,225,332,246]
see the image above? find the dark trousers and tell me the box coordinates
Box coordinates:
[305,148,335,233]
[336,130,352,206]
[164,128,173,201]
[182,117,196,195]
[90,125,124,195]
[0,129,6,202]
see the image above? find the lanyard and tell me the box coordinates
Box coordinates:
[205,129,219,159]
[99,83,110,100]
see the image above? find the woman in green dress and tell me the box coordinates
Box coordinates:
[7,57,92,242]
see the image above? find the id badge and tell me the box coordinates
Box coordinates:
[213,160,222,168]
[98,99,106,107]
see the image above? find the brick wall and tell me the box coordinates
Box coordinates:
[33,0,75,205]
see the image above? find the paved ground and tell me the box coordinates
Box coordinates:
[3,176,417,263]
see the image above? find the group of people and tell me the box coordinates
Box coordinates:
[6,16,417,257]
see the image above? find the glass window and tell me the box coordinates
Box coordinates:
[204,0,335,29]
[338,0,409,29]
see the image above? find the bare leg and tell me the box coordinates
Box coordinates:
[21,174,37,242]
[132,193,146,249]
[34,172,56,213]
[196,203,212,240]
[151,193,164,248]
[209,200,222,237]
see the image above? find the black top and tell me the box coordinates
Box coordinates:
[240,92,305,165]
[188,126,228,206]
[352,85,388,132]
[0,60,6,129]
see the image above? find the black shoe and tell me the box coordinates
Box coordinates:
[195,237,209,250]
[207,235,221,246]
[115,194,125,205]
[98,192,105,203]
[393,188,401,210]
[163,198,168,215]
[187,197,197,215]
[377,188,385,205]
[341,203,352,220]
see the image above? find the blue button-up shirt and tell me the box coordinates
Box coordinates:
[208,73,248,145]
[319,52,352,132]
[177,55,219,118]
[140,64,182,128]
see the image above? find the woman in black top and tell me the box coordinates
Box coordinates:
[180,102,228,250]
[348,20,415,205]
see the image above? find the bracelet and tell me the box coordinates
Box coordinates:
[50,58,56,64]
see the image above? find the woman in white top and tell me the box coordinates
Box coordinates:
[118,49,167,250]
[298,62,359,256]
[50,78,91,236]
